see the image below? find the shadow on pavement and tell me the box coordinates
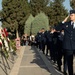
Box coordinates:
[30,46,50,73]
[30,46,63,75]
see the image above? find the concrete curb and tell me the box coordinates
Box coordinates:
[9,46,25,75]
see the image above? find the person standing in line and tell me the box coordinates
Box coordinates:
[41,28,46,54]
[46,27,54,60]
[52,10,75,75]
[37,29,42,50]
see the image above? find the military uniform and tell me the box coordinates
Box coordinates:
[56,21,75,50]
[37,32,42,50]
[41,31,46,54]
[55,20,75,75]
[46,30,54,59]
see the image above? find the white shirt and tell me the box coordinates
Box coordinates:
[62,21,75,28]
[71,21,75,28]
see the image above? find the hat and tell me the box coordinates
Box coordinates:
[70,10,75,14]
[41,28,45,30]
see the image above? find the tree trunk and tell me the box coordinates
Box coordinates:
[16,29,19,38]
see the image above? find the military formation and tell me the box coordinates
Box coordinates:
[34,10,75,75]
[35,27,64,73]
[21,10,75,75]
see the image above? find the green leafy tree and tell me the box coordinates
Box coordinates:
[30,0,49,16]
[24,14,34,35]
[0,10,3,21]
[2,0,30,37]
[44,0,68,26]
[31,12,49,35]
[70,0,75,9]
[0,11,2,17]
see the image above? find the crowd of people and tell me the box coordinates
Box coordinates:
[21,33,35,46]
[21,9,75,75]
[35,27,64,73]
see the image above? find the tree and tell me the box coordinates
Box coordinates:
[24,12,49,35]
[0,10,3,21]
[0,11,2,17]
[46,0,68,26]
[31,12,49,35]
[24,14,34,35]
[30,0,49,16]
[2,0,30,38]
[70,0,75,9]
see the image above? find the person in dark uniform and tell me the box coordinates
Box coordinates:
[35,34,39,48]
[41,28,46,54]
[47,27,54,60]
[45,27,53,56]
[36,30,42,50]
[53,31,63,71]
[44,30,49,56]
[53,10,75,75]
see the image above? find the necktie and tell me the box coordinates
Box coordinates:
[72,22,74,28]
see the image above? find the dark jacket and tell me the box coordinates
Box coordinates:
[41,32,46,44]
[37,32,42,43]
[55,21,75,50]
[47,31,53,42]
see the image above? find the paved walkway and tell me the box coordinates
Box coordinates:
[9,46,63,75]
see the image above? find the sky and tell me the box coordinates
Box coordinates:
[63,0,72,11]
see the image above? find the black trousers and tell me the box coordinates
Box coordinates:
[38,42,42,50]
[41,41,45,54]
[46,42,50,55]
[63,49,75,75]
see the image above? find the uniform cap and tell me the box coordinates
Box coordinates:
[70,10,75,14]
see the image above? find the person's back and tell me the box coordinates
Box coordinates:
[37,32,42,43]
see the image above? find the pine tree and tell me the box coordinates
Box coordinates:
[2,0,30,37]
[47,0,68,26]
[70,0,75,9]
[30,0,49,16]
[24,14,34,35]
[0,11,2,20]
[31,12,49,35]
